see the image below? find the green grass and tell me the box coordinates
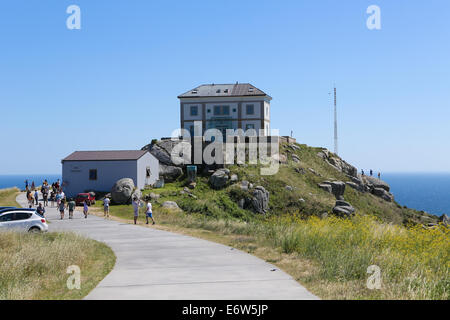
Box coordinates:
[0,231,116,300]
[0,188,116,300]
[0,188,20,207]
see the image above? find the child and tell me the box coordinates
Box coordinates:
[145,200,155,225]
[83,200,89,219]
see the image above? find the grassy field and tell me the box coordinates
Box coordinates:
[88,139,448,300]
[0,188,20,207]
[0,188,116,300]
[0,231,115,300]
[92,191,449,300]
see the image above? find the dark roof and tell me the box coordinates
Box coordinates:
[178,83,271,99]
[62,150,148,162]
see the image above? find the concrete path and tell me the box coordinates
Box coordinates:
[17,193,318,300]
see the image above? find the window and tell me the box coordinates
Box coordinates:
[89,169,97,181]
[146,167,151,178]
[0,213,13,222]
[266,106,269,117]
[233,108,236,113]
[224,89,229,93]
[14,212,31,220]
[190,106,198,116]
[246,104,254,115]
[207,109,211,113]
[213,106,230,116]
[245,124,255,130]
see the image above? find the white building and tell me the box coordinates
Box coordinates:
[62,150,159,198]
[178,83,272,137]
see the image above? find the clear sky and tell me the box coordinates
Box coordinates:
[0,0,449,174]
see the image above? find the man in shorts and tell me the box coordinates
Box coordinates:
[103,197,111,218]
[59,199,66,220]
[145,200,155,225]
[68,198,76,219]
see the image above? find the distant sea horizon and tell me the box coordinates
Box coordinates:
[0,174,61,190]
[0,173,449,216]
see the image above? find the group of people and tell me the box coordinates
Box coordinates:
[24,178,90,220]
[361,169,381,179]
[25,179,63,209]
[25,179,155,225]
[101,196,155,225]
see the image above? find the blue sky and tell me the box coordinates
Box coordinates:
[0,0,449,174]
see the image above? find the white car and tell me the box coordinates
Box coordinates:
[0,208,48,233]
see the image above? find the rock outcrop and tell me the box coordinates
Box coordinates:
[162,201,180,210]
[251,186,269,214]
[362,176,390,192]
[332,200,356,218]
[111,178,135,204]
[317,149,357,178]
[439,214,449,227]
[160,164,183,182]
[318,181,346,200]
[372,187,394,202]
[209,168,230,189]
[142,139,186,182]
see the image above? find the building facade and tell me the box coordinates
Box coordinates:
[178,83,272,138]
[62,150,159,197]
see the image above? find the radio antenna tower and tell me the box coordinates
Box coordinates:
[333,86,338,155]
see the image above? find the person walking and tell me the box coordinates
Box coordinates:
[56,192,62,209]
[26,189,32,206]
[68,198,76,219]
[43,188,48,207]
[50,190,55,207]
[36,203,45,217]
[59,199,66,220]
[361,169,365,176]
[31,181,35,191]
[132,198,141,225]
[103,197,111,218]
[370,169,373,176]
[25,179,29,190]
[83,200,89,219]
[34,190,39,205]
[378,172,381,179]
[145,200,155,225]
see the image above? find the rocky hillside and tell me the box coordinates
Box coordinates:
[142,139,445,227]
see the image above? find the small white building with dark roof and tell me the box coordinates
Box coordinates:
[62,150,159,198]
[178,83,272,137]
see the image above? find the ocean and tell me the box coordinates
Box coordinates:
[0,173,449,216]
[382,173,450,216]
[0,174,62,190]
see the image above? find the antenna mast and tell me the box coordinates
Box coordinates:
[334,86,338,155]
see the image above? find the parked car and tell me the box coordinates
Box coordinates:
[75,193,96,206]
[0,208,48,233]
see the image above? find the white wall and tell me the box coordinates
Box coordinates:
[62,160,138,198]
[136,152,160,189]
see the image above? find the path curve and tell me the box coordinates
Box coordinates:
[17,193,318,300]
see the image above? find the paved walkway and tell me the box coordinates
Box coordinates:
[17,193,318,300]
